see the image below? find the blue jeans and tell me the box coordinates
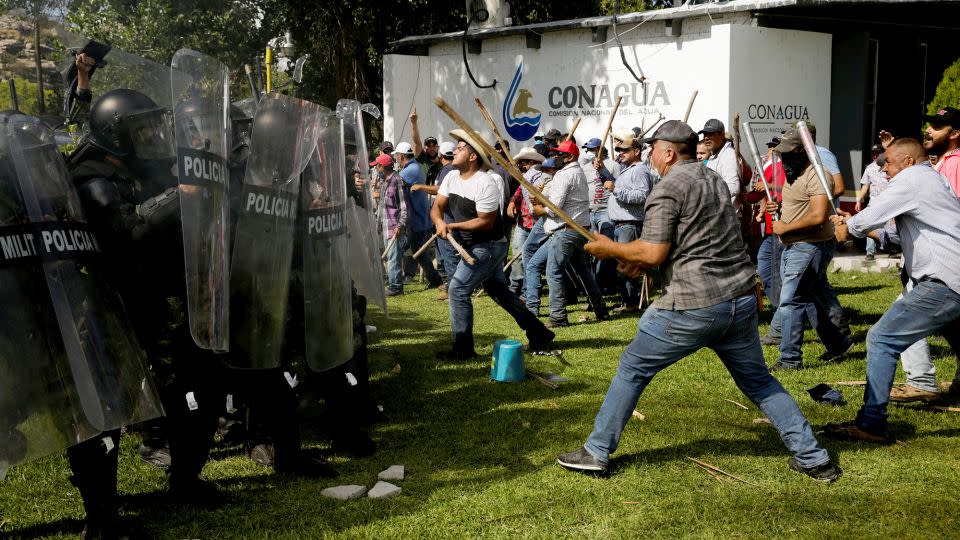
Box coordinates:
[614,222,642,306]
[448,240,551,353]
[757,234,782,308]
[583,293,830,468]
[591,210,617,292]
[865,236,877,256]
[436,236,460,280]
[509,225,530,290]
[385,232,408,293]
[857,279,960,434]
[407,228,442,286]
[777,240,851,367]
[545,229,607,323]
[523,220,549,314]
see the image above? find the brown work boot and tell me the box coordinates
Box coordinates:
[889,384,939,403]
[823,421,888,443]
[436,283,448,301]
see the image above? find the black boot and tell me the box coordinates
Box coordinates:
[67,431,126,540]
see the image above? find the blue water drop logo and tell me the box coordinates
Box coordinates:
[502,63,541,142]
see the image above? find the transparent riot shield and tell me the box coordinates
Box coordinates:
[301,112,353,372]
[336,99,387,312]
[229,92,323,369]
[0,113,163,469]
[171,49,230,351]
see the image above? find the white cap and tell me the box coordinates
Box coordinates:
[393,141,414,155]
[439,141,455,158]
[534,131,544,139]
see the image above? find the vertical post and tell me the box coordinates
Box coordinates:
[9,79,20,111]
[33,12,45,114]
[265,46,273,93]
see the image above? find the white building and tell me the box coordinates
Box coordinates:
[384,0,958,201]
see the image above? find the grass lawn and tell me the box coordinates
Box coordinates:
[2,270,959,538]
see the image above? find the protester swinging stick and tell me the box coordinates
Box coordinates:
[595,96,623,169]
[796,121,839,214]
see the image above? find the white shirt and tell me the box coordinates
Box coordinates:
[707,141,741,206]
[543,161,591,235]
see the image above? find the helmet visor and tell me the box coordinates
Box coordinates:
[128,109,175,160]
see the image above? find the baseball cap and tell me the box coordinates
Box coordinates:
[698,119,725,134]
[583,137,602,150]
[494,140,510,151]
[614,135,639,151]
[924,107,960,128]
[424,136,438,145]
[773,129,803,153]
[544,128,562,141]
[370,154,395,168]
[631,126,642,137]
[613,130,635,143]
[534,131,544,140]
[766,137,782,149]
[641,120,698,147]
[541,157,561,170]
[439,141,456,158]
[393,141,414,155]
[380,140,394,152]
[551,140,580,157]
[870,143,883,154]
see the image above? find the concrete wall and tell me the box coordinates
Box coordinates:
[383,15,832,158]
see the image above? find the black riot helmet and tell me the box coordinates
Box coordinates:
[86,88,176,163]
[173,97,206,151]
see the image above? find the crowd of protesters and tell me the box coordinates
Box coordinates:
[365,103,960,479]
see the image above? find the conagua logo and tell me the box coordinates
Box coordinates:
[502,63,541,141]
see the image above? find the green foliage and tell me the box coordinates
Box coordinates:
[927,56,960,116]
[0,77,58,116]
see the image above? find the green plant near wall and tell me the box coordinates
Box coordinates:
[927,56,960,116]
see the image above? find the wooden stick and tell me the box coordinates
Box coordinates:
[437,97,593,241]
[526,370,559,389]
[502,249,523,272]
[723,398,749,410]
[446,235,476,265]
[380,235,397,261]
[682,89,698,123]
[595,96,623,168]
[475,99,520,172]
[930,406,960,413]
[685,457,759,487]
[831,381,866,386]
[638,113,664,139]
[566,117,582,142]
[413,232,438,259]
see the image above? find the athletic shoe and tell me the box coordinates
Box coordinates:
[769,361,801,372]
[864,254,875,261]
[557,446,608,474]
[385,289,403,297]
[528,330,556,352]
[889,383,940,403]
[138,443,172,470]
[249,443,275,467]
[823,421,888,443]
[545,319,569,329]
[788,457,842,482]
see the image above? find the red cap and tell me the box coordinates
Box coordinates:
[370,154,395,168]
[551,140,579,157]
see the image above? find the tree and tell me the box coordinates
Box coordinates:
[928,56,960,117]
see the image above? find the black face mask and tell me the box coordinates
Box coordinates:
[780,151,809,182]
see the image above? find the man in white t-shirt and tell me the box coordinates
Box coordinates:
[700,119,741,208]
[431,129,554,360]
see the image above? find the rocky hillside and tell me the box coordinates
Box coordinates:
[0,14,62,83]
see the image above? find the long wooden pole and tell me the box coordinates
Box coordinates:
[457,97,593,240]
[447,235,477,265]
[638,113,664,139]
[682,90,698,123]
[565,118,582,142]
[502,249,523,272]
[380,235,397,261]
[475,99,520,172]
[413,232,438,259]
[595,96,623,167]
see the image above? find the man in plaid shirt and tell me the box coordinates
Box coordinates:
[557,121,839,482]
[372,154,408,296]
[506,147,546,293]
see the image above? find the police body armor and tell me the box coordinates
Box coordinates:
[229,92,323,369]
[0,111,163,470]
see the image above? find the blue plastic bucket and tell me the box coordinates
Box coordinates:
[491,339,525,382]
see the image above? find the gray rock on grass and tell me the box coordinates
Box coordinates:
[378,465,404,481]
[368,481,402,499]
[321,485,367,500]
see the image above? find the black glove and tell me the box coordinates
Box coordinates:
[137,187,180,230]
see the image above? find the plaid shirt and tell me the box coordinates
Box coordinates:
[381,171,407,237]
[641,159,756,310]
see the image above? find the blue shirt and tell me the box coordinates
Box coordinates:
[399,160,432,232]
[847,162,960,294]
[816,145,840,175]
[607,162,654,223]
